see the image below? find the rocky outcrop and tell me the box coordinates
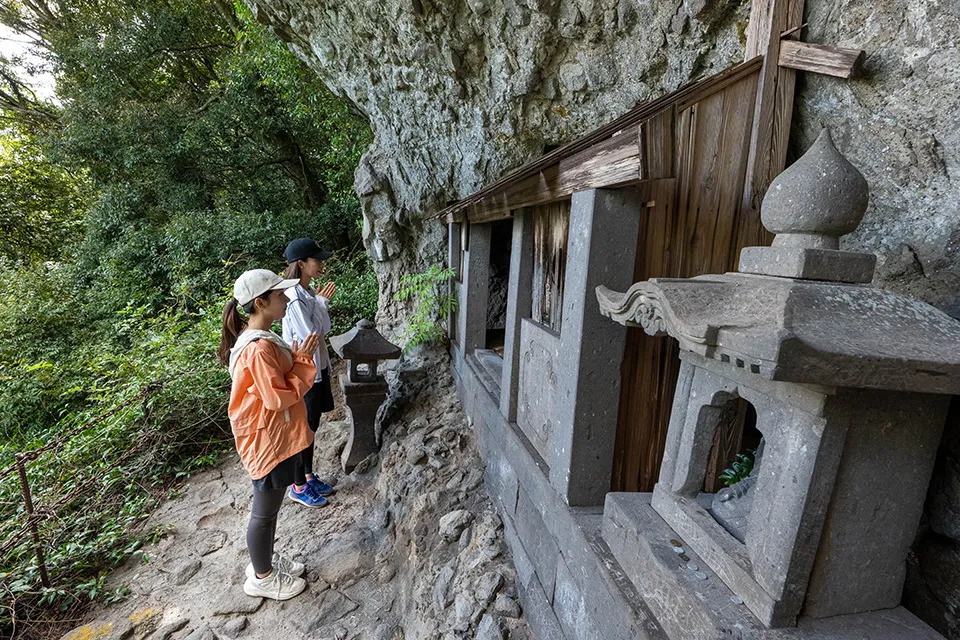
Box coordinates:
[244,0,750,331]
[794,0,960,317]
[242,0,960,635]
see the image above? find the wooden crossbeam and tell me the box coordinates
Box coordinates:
[778,41,865,78]
[459,130,643,223]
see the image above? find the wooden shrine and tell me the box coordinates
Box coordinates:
[437,0,864,495]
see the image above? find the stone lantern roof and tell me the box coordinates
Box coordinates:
[329,319,402,361]
[597,130,960,395]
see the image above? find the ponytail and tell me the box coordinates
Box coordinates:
[218,297,245,366]
[283,261,301,280]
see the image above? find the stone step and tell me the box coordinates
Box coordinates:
[469,349,504,405]
[600,492,943,640]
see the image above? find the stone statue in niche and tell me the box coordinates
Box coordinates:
[711,440,765,543]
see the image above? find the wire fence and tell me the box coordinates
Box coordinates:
[0,384,159,585]
[0,373,231,638]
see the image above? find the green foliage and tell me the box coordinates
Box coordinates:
[393,264,456,351]
[0,284,232,633]
[720,449,756,487]
[326,251,379,337]
[0,0,377,635]
[0,130,89,262]
[3,0,371,301]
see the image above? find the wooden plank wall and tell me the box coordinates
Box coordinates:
[612,69,771,493]
[531,201,570,334]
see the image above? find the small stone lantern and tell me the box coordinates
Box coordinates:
[596,130,960,629]
[329,320,401,473]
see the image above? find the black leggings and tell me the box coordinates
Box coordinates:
[246,487,286,575]
[295,377,334,477]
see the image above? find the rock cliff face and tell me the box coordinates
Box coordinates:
[244,0,960,635]
[246,0,751,326]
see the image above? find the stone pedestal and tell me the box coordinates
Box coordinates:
[340,374,388,473]
[647,352,950,626]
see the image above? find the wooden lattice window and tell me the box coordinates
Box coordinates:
[531,200,570,333]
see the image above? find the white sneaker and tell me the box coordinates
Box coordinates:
[243,569,306,601]
[245,552,305,580]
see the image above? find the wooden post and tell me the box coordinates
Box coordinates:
[778,41,865,78]
[15,453,50,588]
[740,0,805,220]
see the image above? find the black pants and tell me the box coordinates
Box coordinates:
[246,486,286,575]
[295,375,334,477]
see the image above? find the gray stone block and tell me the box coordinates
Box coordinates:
[517,319,561,467]
[738,246,876,283]
[552,188,641,506]
[803,390,949,618]
[513,491,560,601]
[795,608,944,640]
[500,208,534,422]
[484,448,519,517]
[465,357,664,639]
[553,557,587,640]
[603,492,765,639]
[603,493,946,639]
[458,223,491,353]
[502,503,566,640]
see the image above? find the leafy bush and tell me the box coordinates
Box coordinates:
[393,264,456,351]
[0,292,231,636]
[326,251,379,337]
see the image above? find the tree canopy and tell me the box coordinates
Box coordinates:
[0,0,371,306]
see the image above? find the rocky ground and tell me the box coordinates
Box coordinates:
[60,356,529,640]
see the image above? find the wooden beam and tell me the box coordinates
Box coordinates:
[778,40,865,78]
[740,0,805,221]
[454,130,643,223]
[639,106,675,180]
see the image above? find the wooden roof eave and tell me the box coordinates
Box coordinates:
[431,56,764,226]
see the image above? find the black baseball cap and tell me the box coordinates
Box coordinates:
[284,238,333,263]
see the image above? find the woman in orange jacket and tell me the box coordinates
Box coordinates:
[217,269,320,601]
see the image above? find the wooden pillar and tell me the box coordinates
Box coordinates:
[741,0,805,219]
[458,223,490,355]
[500,209,534,422]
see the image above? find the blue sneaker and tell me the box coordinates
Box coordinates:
[287,484,328,508]
[307,477,335,497]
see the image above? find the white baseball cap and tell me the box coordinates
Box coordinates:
[233,269,299,306]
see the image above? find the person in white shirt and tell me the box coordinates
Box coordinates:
[281,238,338,506]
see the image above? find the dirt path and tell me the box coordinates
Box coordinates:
[59,364,529,640]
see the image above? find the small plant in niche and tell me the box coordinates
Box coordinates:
[393,264,457,351]
[720,449,756,487]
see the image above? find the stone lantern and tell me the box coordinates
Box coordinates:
[596,130,960,629]
[329,320,401,473]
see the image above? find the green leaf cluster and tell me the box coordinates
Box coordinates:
[393,264,457,351]
[719,449,757,487]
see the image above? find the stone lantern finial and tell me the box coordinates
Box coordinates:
[739,129,876,283]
